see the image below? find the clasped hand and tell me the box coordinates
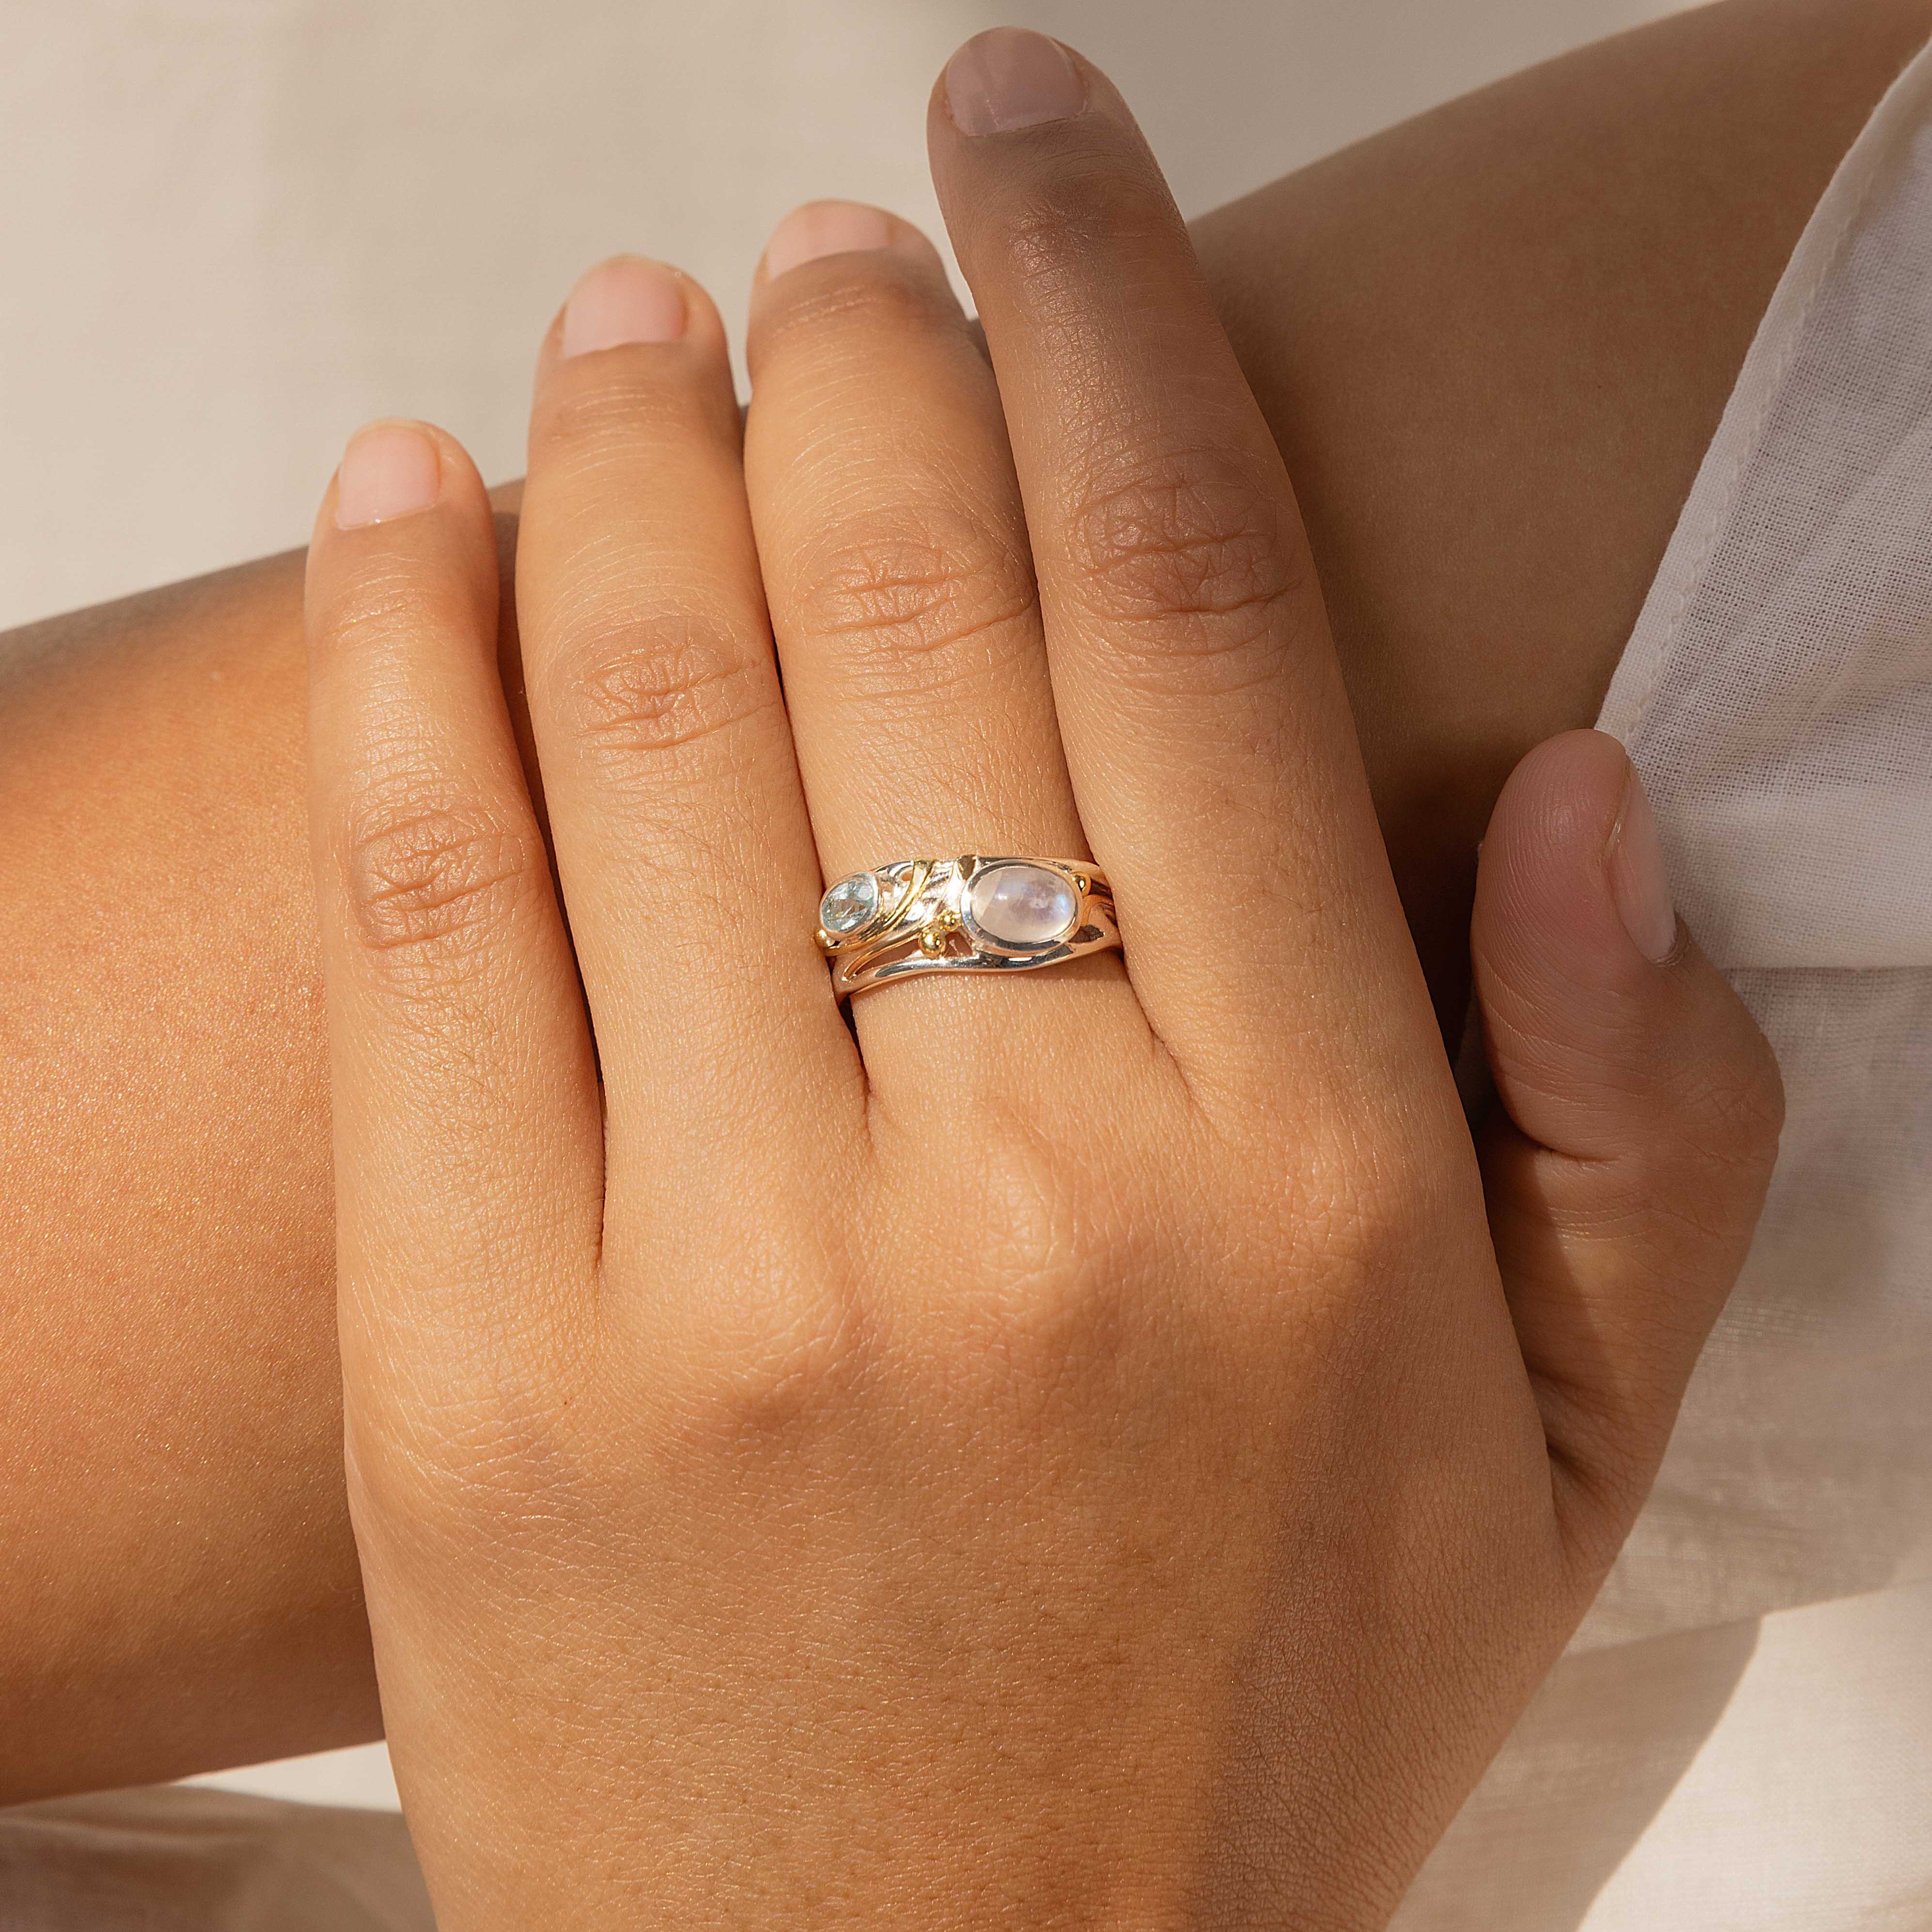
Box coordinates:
[301,30,1781,1930]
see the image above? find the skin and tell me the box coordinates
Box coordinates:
[0,0,1922,1806]
[307,33,1779,1929]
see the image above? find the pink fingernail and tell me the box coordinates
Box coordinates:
[561,255,688,357]
[943,28,1086,137]
[1608,762,1679,964]
[762,200,896,282]
[334,422,443,530]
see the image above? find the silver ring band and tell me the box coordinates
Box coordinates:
[816,856,1119,998]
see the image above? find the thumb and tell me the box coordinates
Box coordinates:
[1470,729,1784,1570]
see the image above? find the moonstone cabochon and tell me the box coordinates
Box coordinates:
[964,862,1079,949]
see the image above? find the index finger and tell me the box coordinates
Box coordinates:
[928,31,1440,1106]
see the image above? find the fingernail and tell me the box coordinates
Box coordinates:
[334,422,442,530]
[944,28,1086,136]
[762,200,896,282]
[1608,762,1679,964]
[561,255,687,358]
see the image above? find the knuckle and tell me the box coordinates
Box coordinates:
[1292,1134,1443,1289]
[1546,1411,1658,1576]
[652,1273,880,1455]
[1686,1021,1786,1185]
[1600,1009,1788,1241]
[316,568,495,698]
[341,780,533,964]
[959,1107,1092,1299]
[535,369,715,466]
[757,269,947,365]
[345,1359,586,1542]
[546,608,778,768]
[319,566,432,652]
[1232,1088,1463,1301]
[1060,445,1301,685]
[989,164,1170,322]
[970,166,1309,688]
[933,1108,1151,1405]
[786,512,1037,691]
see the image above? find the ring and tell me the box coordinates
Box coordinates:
[816,856,1119,998]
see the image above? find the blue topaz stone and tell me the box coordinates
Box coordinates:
[819,871,881,936]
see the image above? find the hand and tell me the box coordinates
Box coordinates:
[301,30,1781,1929]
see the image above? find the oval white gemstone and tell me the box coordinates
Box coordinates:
[966,864,1078,948]
[820,871,881,935]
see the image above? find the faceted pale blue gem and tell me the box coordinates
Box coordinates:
[820,872,881,935]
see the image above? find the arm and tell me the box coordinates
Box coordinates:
[1196,0,1932,1032]
[3,0,1925,1802]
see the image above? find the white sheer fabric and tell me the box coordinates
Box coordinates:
[7,25,1932,1932]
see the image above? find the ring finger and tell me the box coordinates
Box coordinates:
[744,201,1144,1094]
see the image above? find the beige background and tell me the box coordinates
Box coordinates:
[3,0,1694,633]
[5,0,1695,1810]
